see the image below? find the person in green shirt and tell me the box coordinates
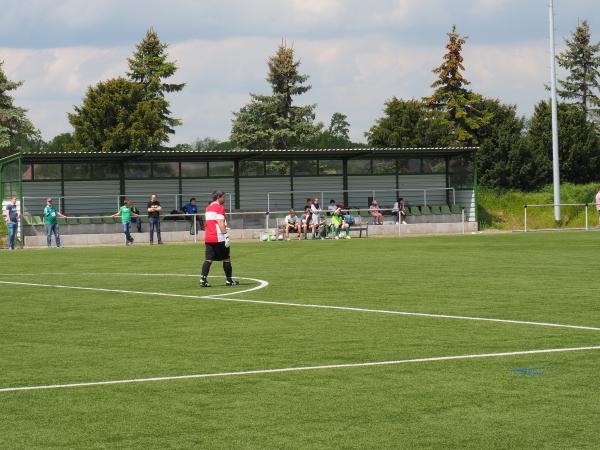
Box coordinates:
[112,199,138,246]
[331,205,351,239]
[43,198,67,248]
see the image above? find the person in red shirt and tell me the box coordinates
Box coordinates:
[200,191,239,287]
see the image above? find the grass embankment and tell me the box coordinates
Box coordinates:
[478,183,600,230]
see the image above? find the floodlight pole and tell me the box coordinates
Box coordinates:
[549,0,561,223]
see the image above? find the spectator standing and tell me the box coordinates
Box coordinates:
[310,197,322,239]
[43,198,66,248]
[130,201,142,232]
[112,199,138,245]
[284,208,302,240]
[147,194,163,245]
[596,187,600,227]
[4,196,19,250]
[369,200,383,225]
[183,197,204,234]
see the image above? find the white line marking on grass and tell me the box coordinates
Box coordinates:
[2,345,600,393]
[201,296,600,332]
[0,273,269,297]
[0,278,599,333]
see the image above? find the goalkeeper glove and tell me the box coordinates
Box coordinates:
[224,233,231,248]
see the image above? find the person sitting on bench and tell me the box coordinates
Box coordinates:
[301,207,313,240]
[284,208,302,240]
[392,198,407,224]
[332,205,351,239]
[369,200,383,225]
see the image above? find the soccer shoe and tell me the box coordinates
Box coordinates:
[225,279,240,286]
[199,278,211,288]
[345,235,351,239]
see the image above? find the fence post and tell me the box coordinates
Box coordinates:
[423,190,427,207]
[524,205,528,232]
[585,204,589,231]
[461,208,465,234]
[452,188,456,206]
[194,213,197,243]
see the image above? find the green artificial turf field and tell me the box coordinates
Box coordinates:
[1,233,599,449]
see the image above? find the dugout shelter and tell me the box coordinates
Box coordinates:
[1,146,478,245]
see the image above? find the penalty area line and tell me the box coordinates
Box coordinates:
[1,279,600,332]
[2,345,600,393]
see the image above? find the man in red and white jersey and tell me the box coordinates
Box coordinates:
[200,191,239,287]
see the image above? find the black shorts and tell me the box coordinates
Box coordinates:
[205,242,230,261]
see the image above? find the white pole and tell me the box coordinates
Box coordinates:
[194,213,197,243]
[549,0,561,223]
[585,204,589,231]
[524,206,528,232]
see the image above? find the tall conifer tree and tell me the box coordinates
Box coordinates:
[127,28,185,136]
[231,42,320,149]
[426,26,491,145]
[556,20,600,117]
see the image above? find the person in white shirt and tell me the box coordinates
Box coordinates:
[284,208,302,240]
[327,199,337,216]
[310,198,322,239]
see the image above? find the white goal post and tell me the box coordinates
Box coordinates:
[523,203,591,232]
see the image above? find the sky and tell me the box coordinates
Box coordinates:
[1,0,599,145]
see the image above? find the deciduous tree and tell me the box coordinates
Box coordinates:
[365,98,452,148]
[68,78,166,152]
[0,61,38,156]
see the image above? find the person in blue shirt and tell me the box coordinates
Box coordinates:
[183,197,204,233]
[4,196,19,250]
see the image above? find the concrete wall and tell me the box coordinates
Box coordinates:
[24,221,479,247]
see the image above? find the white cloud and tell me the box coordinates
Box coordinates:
[468,0,517,17]
[1,34,555,144]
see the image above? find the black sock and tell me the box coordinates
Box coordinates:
[201,260,212,278]
[223,261,233,280]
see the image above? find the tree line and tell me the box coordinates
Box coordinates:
[1,23,599,191]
